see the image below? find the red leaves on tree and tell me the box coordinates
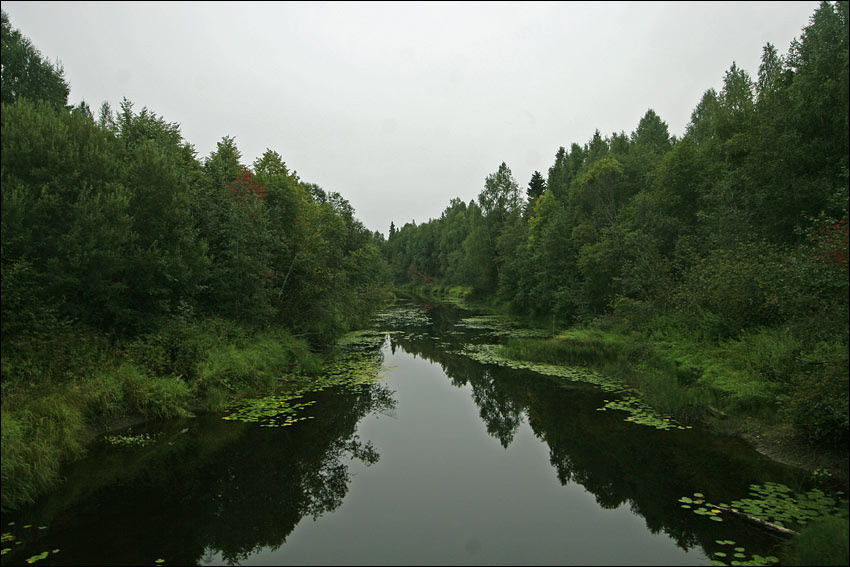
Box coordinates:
[815,218,849,268]
[225,168,266,200]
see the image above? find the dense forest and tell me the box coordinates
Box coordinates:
[1,9,389,509]
[385,2,848,452]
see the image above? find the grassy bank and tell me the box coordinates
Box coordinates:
[501,320,848,479]
[0,316,329,511]
[394,281,476,305]
[400,283,848,481]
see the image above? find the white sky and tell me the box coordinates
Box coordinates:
[2,1,819,234]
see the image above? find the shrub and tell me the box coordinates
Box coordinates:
[786,358,849,448]
[783,516,849,566]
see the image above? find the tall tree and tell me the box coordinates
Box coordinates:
[478,162,523,224]
[547,147,571,202]
[526,170,547,202]
[203,136,244,188]
[0,10,69,109]
[630,109,671,154]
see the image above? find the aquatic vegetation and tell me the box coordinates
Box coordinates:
[0,524,59,564]
[223,395,317,427]
[104,432,158,448]
[1,531,13,556]
[678,493,725,522]
[597,397,691,430]
[371,305,431,329]
[222,330,388,427]
[458,343,689,430]
[681,482,847,530]
[458,343,609,384]
[454,315,550,338]
[680,482,848,565]
[727,482,848,528]
[710,540,778,566]
[25,550,49,564]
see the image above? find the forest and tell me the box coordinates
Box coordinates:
[385,2,848,457]
[1,0,847,532]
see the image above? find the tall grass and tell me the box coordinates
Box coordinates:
[1,397,85,510]
[502,327,746,424]
[1,317,326,510]
[503,302,848,453]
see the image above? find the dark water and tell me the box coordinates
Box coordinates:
[1,299,837,565]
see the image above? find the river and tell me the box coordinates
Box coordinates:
[1,298,842,565]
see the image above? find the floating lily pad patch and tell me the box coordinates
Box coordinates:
[104,431,158,448]
[709,541,778,566]
[596,396,690,430]
[678,493,724,522]
[457,343,615,387]
[224,395,317,427]
[456,343,688,431]
[681,482,847,566]
[727,482,847,528]
[25,551,50,564]
[453,316,550,339]
[223,329,388,427]
[371,305,431,329]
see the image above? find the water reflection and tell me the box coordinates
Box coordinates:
[1,300,838,566]
[386,300,811,561]
[1,380,395,566]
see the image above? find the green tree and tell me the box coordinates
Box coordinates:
[0,10,69,109]
[547,147,571,202]
[526,170,547,202]
[478,162,523,225]
[203,136,244,189]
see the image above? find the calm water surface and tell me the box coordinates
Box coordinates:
[1,299,830,565]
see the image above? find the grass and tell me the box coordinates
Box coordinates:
[0,317,330,511]
[499,313,846,438]
[500,330,720,423]
[783,516,849,566]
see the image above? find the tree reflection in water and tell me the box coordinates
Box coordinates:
[386,301,806,561]
[2,373,396,567]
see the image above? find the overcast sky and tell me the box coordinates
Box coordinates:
[3,1,819,234]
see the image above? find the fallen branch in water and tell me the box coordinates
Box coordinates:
[715,504,798,537]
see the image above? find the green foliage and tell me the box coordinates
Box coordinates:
[785,344,849,448]
[112,364,192,420]
[1,13,390,510]
[0,11,69,109]
[673,242,795,339]
[525,170,546,204]
[1,398,85,511]
[783,516,849,566]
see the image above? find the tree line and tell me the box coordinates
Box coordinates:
[1,8,393,405]
[384,1,848,448]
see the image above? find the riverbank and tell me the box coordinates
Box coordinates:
[396,283,849,484]
[0,316,356,511]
